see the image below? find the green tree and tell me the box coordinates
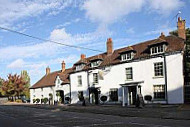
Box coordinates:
[21,70,30,99]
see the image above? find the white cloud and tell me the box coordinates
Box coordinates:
[7,59,25,69]
[148,0,184,15]
[126,28,135,34]
[0,0,74,27]
[82,0,145,24]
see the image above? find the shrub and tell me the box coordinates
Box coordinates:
[100,96,107,103]
[144,95,152,101]
[49,93,53,99]
[43,98,48,104]
[33,99,36,103]
[16,99,22,103]
[36,98,40,104]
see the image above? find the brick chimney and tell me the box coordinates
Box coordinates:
[81,54,86,60]
[107,38,113,55]
[159,32,165,40]
[46,66,50,75]
[61,61,65,72]
[177,17,186,40]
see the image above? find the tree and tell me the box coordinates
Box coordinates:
[21,70,30,99]
[0,77,4,97]
[0,74,28,101]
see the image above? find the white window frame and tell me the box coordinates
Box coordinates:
[93,73,99,84]
[78,75,82,87]
[153,85,165,100]
[91,60,101,67]
[76,64,85,71]
[121,52,133,61]
[151,45,165,55]
[126,67,133,80]
[154,62,164,77]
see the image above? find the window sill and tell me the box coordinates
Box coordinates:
[125,79,133,81]
[152,76,164,79]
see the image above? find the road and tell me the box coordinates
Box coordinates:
[0,105,189,127]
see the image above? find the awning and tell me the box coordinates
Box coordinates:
[120,81,144,87]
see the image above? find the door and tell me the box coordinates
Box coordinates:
[128,86,137,105]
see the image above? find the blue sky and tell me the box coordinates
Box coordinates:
[0,0,189,85]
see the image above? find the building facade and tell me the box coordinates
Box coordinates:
[30,17,187,106]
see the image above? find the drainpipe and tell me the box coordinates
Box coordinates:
[69,83,71,104]
[163,54,168,104]
[87,71,90,102]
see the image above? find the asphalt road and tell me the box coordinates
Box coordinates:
[0,105,189,127]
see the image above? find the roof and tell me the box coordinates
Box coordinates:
[73,35,185,71]
[30,68,73,89]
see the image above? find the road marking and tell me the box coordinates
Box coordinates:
[129,122,171,127]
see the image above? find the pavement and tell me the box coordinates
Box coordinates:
[0,104,190,127]
[4,102,190,120]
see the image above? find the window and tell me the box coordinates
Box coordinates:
[78,75,82,86]
[57,79,60,84]
[33,89,35,93]
[121,53,132,61]
[93,73,98,84]
[91,60,101,67]
[154,62,163,77]
[109,88,118,101]
[153,85,165,100]
[151,45,165,55]
[41,88,43,91]
[126,67,133,80]
[78,91,84,101]
[76,64,85,71]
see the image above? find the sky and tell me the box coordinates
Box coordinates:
[0,0,190,85]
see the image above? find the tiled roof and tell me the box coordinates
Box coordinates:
[30,68,73,89]
[73,35,185,70]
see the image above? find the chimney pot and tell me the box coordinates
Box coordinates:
[46,66,50,75]
[61,61,65,72]
[177,17,186,40]
[159,32,165,40]
[81,54,86,60]
[107,38,113,55]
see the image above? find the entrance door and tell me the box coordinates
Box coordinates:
[59,91,64,104]
[128,86,137,105]
[90,88,99,105]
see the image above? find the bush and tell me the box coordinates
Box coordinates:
[16,99,22,103]
[36,98,40,104]
[144,95,152,101]
[100,96,107,103]
[43,98,48,104]
[33,99,36,103]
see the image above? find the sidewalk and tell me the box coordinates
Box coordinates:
[3,103,190,120]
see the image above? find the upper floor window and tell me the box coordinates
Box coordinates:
[41,88,43,92]
[121,53,132,61]
[78,75,82,86]
[126,67,133,80]
[76,64,85,71]
[93,73,98,84]
[91,60,101,67]
[154,62,163,77]
[151,45,165,55]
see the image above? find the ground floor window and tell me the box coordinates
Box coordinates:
[78,91,84,101]
[109,88,118,101]
[153,85,165,100]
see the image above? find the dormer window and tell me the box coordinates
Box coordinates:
[121,53,132,61]
[91,60,102,67]
[151,45,165,55]
[76,64,85,71]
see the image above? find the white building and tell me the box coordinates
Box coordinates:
[30,17,187,106]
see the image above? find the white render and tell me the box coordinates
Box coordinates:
[30,76,70,104]
[70,52,184,105]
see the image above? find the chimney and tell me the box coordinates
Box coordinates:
[159,32,165,40]
[61,61,65,72]
[81,54,86,60]
[177,17,186,40]
[46,66,50,75]
[107,38,113,55]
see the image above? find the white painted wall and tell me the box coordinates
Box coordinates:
[70,53,184,104]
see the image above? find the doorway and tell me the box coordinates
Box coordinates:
[56,90,64,104]
[90,88,100,105]
[128,86,137,105]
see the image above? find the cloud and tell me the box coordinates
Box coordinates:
[148,0,184,15]
[7,59,25,69]
[82,0,145,24]
[126,28,135,34]
[0,0,74,27]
